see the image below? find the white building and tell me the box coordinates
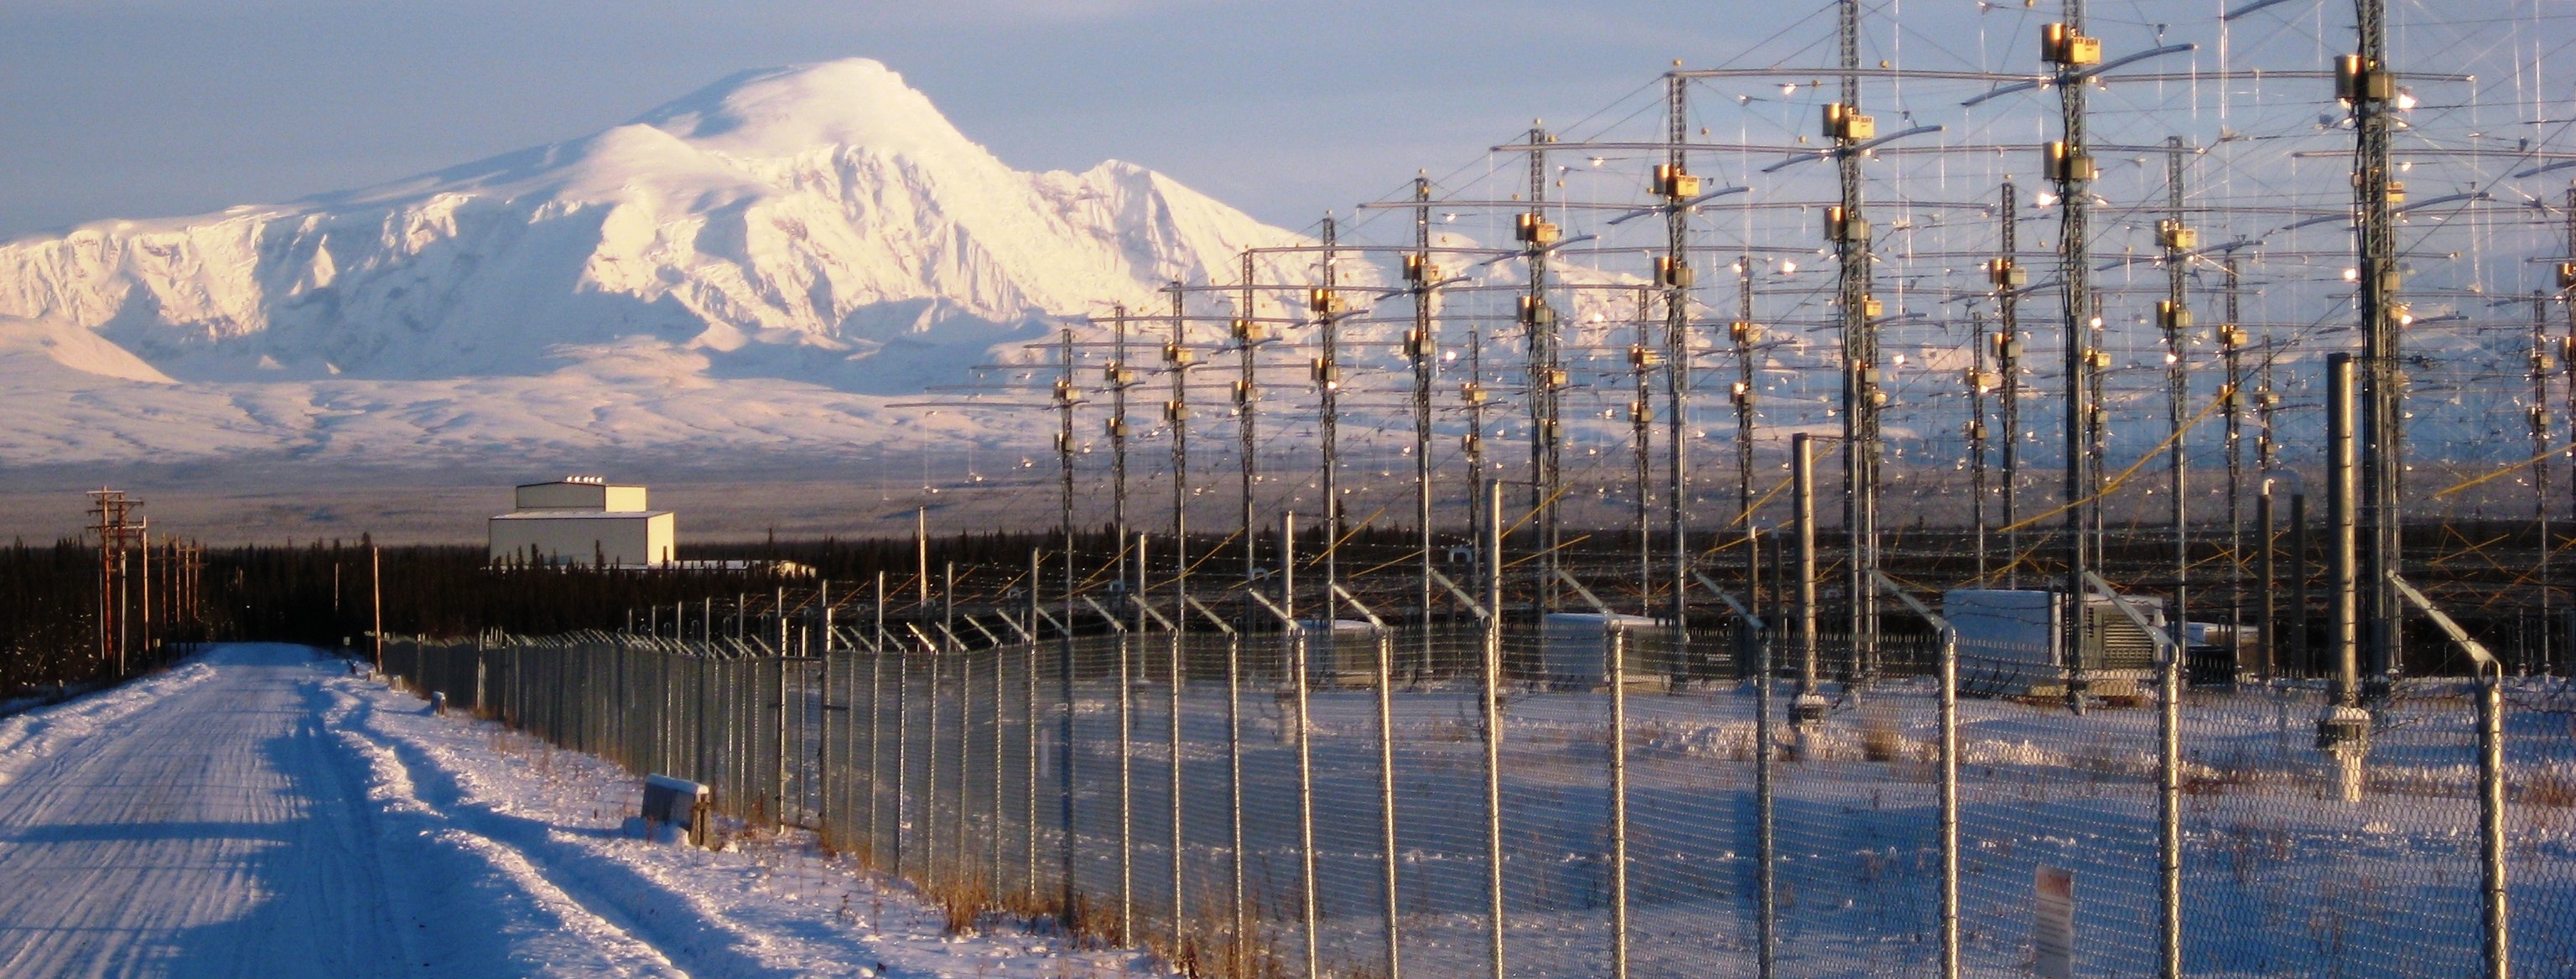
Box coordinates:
[488,476,675,567]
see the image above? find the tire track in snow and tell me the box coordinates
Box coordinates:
[0,645,396,978]
[325,683,825,977]
[316,683,691,977]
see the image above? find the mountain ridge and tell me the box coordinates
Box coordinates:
[0,58,1297,391]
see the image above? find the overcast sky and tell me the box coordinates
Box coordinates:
[0,0,1845,239]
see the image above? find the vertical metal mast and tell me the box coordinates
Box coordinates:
[1735,259,1759,593]
[1316,216,1343,612]
[1994,183,2025,588]
[1168,281,1196,592]
[2534,291,2553,672]
[1970,310,1992,581]
[2161,137,2193,657]
[1830,0,1880,679]
[2046,2,2100,702]
[1465,331,1491,588]
[2257,298,2280,679]
[1520,126,1561,610]
[1633,287,1657,613]
[2347,0,2403,695]
[1111,304,1134,557]
[2224,256,2247,666]
[1411,176,1440,661]
[1662,72,1695,639]
[1239,254,1262,593]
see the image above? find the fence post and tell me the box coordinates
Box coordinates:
[822,586,835,846]
[1120,540,1138,947]
[995,627,1008,904]
[1227,625,1247,974]
[1285,511,1319,979]
[1939,622,1959,979]
[1756,589,1777,979]
[2158,585,2182,979]
[1482,479,1507,979]
[2479,661,2509,979]
[1170,581,1188,959]
[1027,548,1042,907]
[896,632,911,881]
[1607,623,1628,979]
[1058,521,1079,929]
[959,614,978,898]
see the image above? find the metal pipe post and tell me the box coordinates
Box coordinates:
[1376,627,1402,979]
[1939,621,1959,979]
[1480,479,1507,979]
[1119,541,1137,946]
[2478,662,2510,979]
[2321,354,2371,783]
[1792,433,1824,723]
[1607,625,1629,979]
[1285,512,1319,979]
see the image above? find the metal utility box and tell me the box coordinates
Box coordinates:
[1943,589,2164,695]
[1540,613,1670,690]
[1292,619,1381,687]
[641,774,711,846]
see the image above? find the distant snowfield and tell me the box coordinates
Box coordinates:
[0,644,1143,977]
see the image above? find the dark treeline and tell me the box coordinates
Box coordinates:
[15,512,2552,696]
[0,540,142,695]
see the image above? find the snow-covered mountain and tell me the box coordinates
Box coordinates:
[0,59,1302,464]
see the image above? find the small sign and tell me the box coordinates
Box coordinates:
[2034,865,2075,979]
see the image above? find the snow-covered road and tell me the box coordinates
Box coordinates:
[0,645,1134,978]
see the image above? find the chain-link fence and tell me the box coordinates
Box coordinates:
[379,613,2565,978]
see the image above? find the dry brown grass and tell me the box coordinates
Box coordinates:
[2525,769,2576,808]
[926,875,996,935]
[1861,717,1904,763]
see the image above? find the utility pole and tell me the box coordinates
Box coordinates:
[1992,183,2027,588]
[1519,125,1562,612]
[2160,136,2194,667]
[371,543,383,674]
[2045,2,2102,705]
[2346,0,2405,699]
[1828,0,1882,681]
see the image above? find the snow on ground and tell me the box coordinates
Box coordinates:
[0,643,1148,977]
